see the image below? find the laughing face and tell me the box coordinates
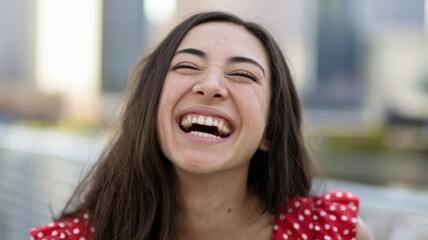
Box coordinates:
[157,22,271,176]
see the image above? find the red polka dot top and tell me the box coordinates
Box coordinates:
[30,191,359,240]
[272,191,360,240]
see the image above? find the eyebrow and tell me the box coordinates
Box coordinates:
[174,48,206,58]
[227,56,265,77]
[174,48,266,77]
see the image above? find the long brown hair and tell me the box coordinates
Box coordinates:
[60,11,313,240]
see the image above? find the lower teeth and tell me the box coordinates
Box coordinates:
[189,131,221,139]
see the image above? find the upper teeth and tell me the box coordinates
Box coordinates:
[180,115,231,135]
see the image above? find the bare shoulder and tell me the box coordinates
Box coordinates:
[356,217,371,240]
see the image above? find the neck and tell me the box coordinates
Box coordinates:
[175,168,272,240]
[179,170,252,218]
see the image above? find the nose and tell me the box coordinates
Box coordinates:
[192,70,228,101]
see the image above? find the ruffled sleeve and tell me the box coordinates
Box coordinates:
[30,212,94,240]
[273,191,360,240]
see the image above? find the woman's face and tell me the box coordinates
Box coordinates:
[157,22,271,176]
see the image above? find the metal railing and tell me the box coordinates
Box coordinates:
[1,123,427,240]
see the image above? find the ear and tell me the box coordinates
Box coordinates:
[258,139,270,152]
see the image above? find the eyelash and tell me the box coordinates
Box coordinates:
[172,63,257,82]
[172,63,198,70]
[230,72,257,82]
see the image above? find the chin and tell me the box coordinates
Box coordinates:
[171,156,224,175]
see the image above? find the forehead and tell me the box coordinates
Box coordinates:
[177,22,269,67]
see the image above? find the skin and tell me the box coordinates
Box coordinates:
[357,217,372,240]
[156,21,370,240]
[157,22,271,177]
[157,22,273,239]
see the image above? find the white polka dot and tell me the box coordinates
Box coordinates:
[52,230,58,236]
[325,236,331,240]
[294,201,301,208]
[316,199,322,205]
[325,194,331,199]
[352,217,358,223]
[340,205,347,211]
[302,233,308,239]
[320,211,327,216]
[31,237,35,240]
[79,237,86,240]
[333,227,338,232]
[313,215,318,220]
[347,192,354,198]
[59,222,65,228]
[293,223,300,230]
[298,215,304,221]
[274,224,279,230]
[304,209,311,215]
[288,208,293,213]
[336,192,343,198]
[90,227,96,233]
[315,225,320,231]
[329,215,337,221]
[324,223,330,230]
[48,222,55,227]
[309,223,314,229]
[287,230,292,235]
[350,205,357,211]
[60,233,66,239]
[74,218,80,223]
[344,229,350,235]
[37,232,43,238]
[83,213,89,220]
[341,215,348,221]
[330,205,336,211]
[282,233,288,239]
[73,228,80,234]
[279,213,286,220]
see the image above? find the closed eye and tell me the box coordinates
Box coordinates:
[172,63,199,71]
[230,71,257,82]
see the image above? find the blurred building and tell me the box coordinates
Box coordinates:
[1,1,428,239]
[303,0,428,151]
[0,0,427,147]
[0,0,149,123]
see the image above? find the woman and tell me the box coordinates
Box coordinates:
[30,11,370,240]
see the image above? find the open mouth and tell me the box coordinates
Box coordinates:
[179,114,232,139]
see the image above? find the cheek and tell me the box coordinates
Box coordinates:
[156,76,190,128]
[159,79,172,104]
[239,98,270,133]
[156,80,174,132]
[158,78,179,113]
[253,88,271,121]
[252,90,271,136]
[161,75,191,102]
[262,87,271,119]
